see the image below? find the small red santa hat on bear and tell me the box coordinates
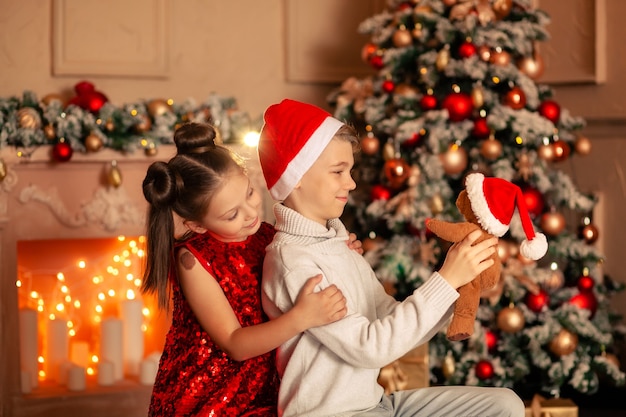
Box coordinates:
[465,173,548,260]
[257,99,344,201]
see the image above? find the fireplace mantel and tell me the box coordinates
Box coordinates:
[0,143,271,416]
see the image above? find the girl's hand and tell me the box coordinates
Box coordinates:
[346,232,364,255]
[293,275,347,329]
[438,230,497,290]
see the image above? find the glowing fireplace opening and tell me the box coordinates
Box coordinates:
[16,235,169,393]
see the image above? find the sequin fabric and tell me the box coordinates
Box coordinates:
[149,222,279,417]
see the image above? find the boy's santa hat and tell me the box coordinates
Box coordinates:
[465,173,548,260]
[257,99,344,200]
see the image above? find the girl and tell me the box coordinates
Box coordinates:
[141,122,349,416]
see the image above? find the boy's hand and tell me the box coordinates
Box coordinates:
[346,232,364,255]
[293,275,347,328]
[438,230,497,290]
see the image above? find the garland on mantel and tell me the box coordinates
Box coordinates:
[0,81,259,164]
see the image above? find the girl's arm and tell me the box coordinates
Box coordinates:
[178,248,346,361]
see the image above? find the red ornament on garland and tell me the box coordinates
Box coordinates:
[369,55,384,70]
[551,140,571,162]
[420,93,438,111]
[371,184,392,201]
[442,92,473,121]
[520,184,545,217]
[384,158,411,189]
[361,43,378,62]
[569,292,598,318]
[503,86,526,110]
[538,100,561,124]
[475,360,494,380]
[402,130,423,148]
[52,139,73,162]
[525,289,550,313]
[382,79,395,93]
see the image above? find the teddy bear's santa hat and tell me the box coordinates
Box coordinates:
[465,173,548,260]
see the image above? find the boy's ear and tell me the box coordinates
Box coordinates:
[183,220,207,234]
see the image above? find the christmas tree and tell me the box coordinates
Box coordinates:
[328,0,625,399]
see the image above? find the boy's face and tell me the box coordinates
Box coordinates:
[289,138,356,225]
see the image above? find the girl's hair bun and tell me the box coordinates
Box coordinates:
[142,161,177,208]
[174,122,218,155]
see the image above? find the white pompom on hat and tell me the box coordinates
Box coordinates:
[257,99,344,201]
[465,173,548,260]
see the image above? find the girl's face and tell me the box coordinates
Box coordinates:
[291,138,356,226]
[193,170,263,242]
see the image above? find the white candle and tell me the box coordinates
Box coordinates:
[20,370,31,394]
[97,360,115,386]
[67,365,86,391]
[46,318,69,382]
[100,318,123,381]
[70,340,89,368]
[121,299,144,376]
[139,357,159,385]
[19,308,38,389]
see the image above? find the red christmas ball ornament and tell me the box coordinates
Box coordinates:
[74,80,95,96]
[472,117,490,139]
[402,130,423,148]
[420,94,438,111]
[485,330,497,351]
[551,140,571,162]
[569,292,598,318]
[382,79,395,94]
[384,157,411,189]
[475,360,494,380]
[361,43,378,62]
[458,40,477,58]
[369,55,384,70]
[442,92,473,122]
[503,86,526,110]
[525,290,550,313]
[577,275,595,293]
[52,140,73,162]
[538,100,561,124]
[520,184,545,217]
[360,135,380,156]
[85,91,108,113]
[371,184,392,201]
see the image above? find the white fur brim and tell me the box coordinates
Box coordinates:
[520,233,548,260]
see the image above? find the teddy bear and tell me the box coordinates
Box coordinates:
[426,173,548,341]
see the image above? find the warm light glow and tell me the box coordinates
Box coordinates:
[126,273,134,281]
[492,76,500,84]
[98,292,106,301]
[118,235,126,242]
[55,303,64,312]
[515,136,523,144]
[243,131,260,147]
[61,285,69,293]
[107,289,116,297]
[129,240,137,248]
[123,259,131,267]
[74,300,81,308]
[142,307,150,316]
[550,262,558,271]
[16,280,22,288]
[38,370,45,379]
[69,329,76,337]
[87,367,95,376]
[78,260,86,269]
[137,249,145,258]
[64,295,71,303]
[134,278,142,287]
[57,272,65,282]
[68,321,74,328]
[92,355,99,363]
[141,324,148,332]
[95,305,103,314]
[30,291,39,299]
[94,316,101,323]
[38,356,44,364]
[49,313,55,320]
[123,250,130,258]
[126,289,136,300]
[92,275,102,284]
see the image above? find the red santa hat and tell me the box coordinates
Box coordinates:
[257,99,344,200]
[465,173,548,260]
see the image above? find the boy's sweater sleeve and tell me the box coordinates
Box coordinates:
[263,249,459,369]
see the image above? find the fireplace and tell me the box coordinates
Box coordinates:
[0,143,271,417]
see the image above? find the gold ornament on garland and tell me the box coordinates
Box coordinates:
[480,135,503,160]
[574,136,592,156]
[144,142,158,157]
[440,143,468,175]
[537,141,555,162]
[549,329,578,356]
[517,53,545,80]
[17,107,42,129]
[85,132,103,153]
[147,98,172,117]
[392,25,413,47]
[492,0,513,20]
[44,124,56,141]
[108,160,123,188]
[442,351,455,380]
[540,208,566,236]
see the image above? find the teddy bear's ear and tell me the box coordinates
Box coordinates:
[455,190,474,220]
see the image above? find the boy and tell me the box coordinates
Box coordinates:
[257,99,525,417]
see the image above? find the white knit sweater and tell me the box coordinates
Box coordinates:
[262,204,459,417]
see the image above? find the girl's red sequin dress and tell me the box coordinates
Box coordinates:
[148,222,279,416]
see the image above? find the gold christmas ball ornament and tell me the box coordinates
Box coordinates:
[517,54,545,80]
[429,193,444,215]
[540,210,566,236]
[497,240,510,263]
[575,136,592,156]
[436,46,451,71]
[147,98,172,117]
[549,329,579,356]
[537,142,555,161]
[108,160,123,188]
[543,269,565,291]
[497,305,525,333]
[393,26,413,47]
[492,0,513,20]
[490,49,511,66]
[440,144,468,176]
[0,158,7,182]
[44,124,56,140]
[17,107,42,129]
[134,114,152,133]
[579,223,599,244]
[105,119,115,132]
[471,85,485,109]
[480,137,503,160]
[383,141,396,161]
[84,132,104,152]
[442,352,456,379]
[41,93,66,107]
[144,143,158,156]
[361,135,381,156]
